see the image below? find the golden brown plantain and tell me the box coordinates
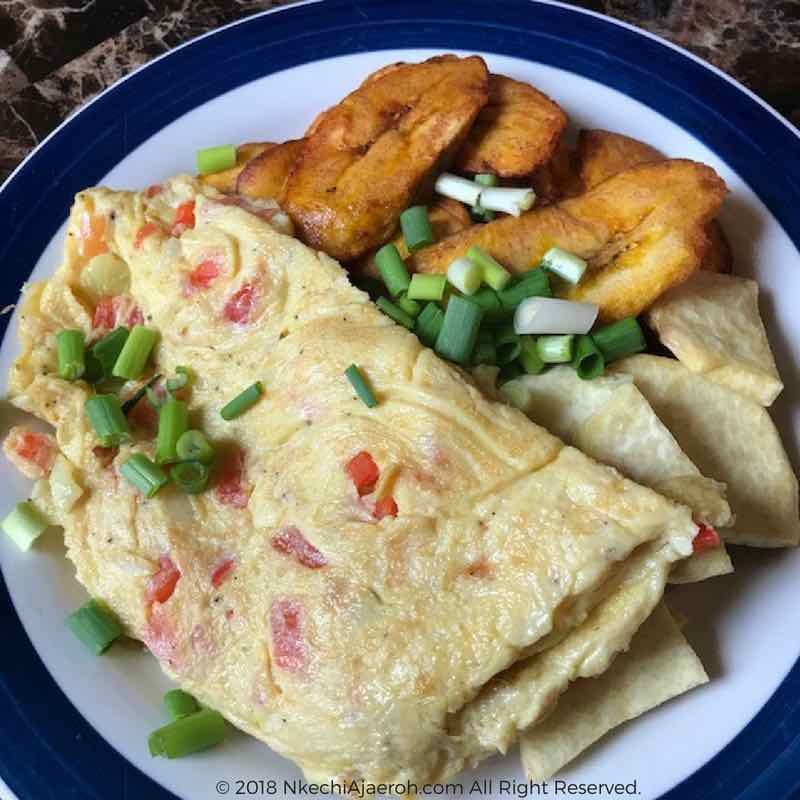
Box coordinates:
[283,55,489,261]
[531,130,732,274]
[531,136,583,204]
[453,74,567,177]
[408,159,728,321]
[575,130,732,274]
[236,139,307,204]
[198,142,274,193]
[351,197,472,276]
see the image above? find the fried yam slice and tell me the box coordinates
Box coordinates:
[236,139,307,204]
[409,159,728,321]
[198,142,274,193]
[453,74,567,177]
[284,55,490,261]
[352,197,472,276]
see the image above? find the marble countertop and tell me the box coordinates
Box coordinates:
[1,0,798,183]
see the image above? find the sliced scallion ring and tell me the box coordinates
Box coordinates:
[466,245,511,291]
[513,297,599,336]
[447,256,482,295]
[2,501,49,551]
[176,430,215,464]
[66,599,123,655]
[196,144,236,175]
[56,330,86,381]
[537,334,575,364]
[344,364,377,408]
[478,186,536,216]
[148,708,227,759]
[540,246,588,285]
[591,318,647,363]
[400,206,434,252]
[435,295,483,365]
[434,173,482,206]
[170,461,211,495]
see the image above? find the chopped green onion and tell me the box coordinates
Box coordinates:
[407,274,446,302]
[498,270,552,311]
[435,296,484,365]
[220,382,264,421]
[164,689,200,721]
[472,174,498,222]
[120,453,168,498]
[592,317,647,363]
[83,351,104,384]
[494,322,522,365]
[434,172,482,205]
[374,244,410,297]
[466,245,511,291]
[519,336,545,375]
[396,294,422,318]
[85,394,130,447]
[537,334,575,363]
[2,501,49,551]
[344,364,377,408]
[166,366,192,393]
[472,329,497,366]
[376,297,415,330]
[469,286,503,319]
[66,599,123,655]
[196,144,236,176]
[400,206,434,252]
[148,708,227,759]
[498,362,524,385]
[176,430,215,464]
[514,297,599,335]
[112,325,158,381]
[92,327,129,377]
[170,461,210,494]
[540,247,588,285]
[478,186,536,216]
[415,303,445,348]
[57,330,85,381]
[156,398,189,464]
[572,334,605,380]
[447,256,482,295]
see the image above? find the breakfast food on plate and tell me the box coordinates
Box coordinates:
[453,74,567,177]
[2,54,798,787]
[284,55,490,260]
[521,602,707,780]
[236,138,307,204]
[647,271,783,406]
[409,159,727,321]
[9,176,698,784]
[498,366,733,584]
[611,355,799,547]
[198,142,274,194]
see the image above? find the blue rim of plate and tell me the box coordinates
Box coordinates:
[1,1,799,798]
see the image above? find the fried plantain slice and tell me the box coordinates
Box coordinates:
[198,142,274,193]
[408,159,727,321]
[236,138,307,204]
[453,74,567,177]
[574,130,732,274]
[351,197,472,276]
[284,55,490,261]
[530,136,583,204]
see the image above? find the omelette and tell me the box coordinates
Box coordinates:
[6,175,699,785]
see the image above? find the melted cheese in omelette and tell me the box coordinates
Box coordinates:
[8,176,697,784]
